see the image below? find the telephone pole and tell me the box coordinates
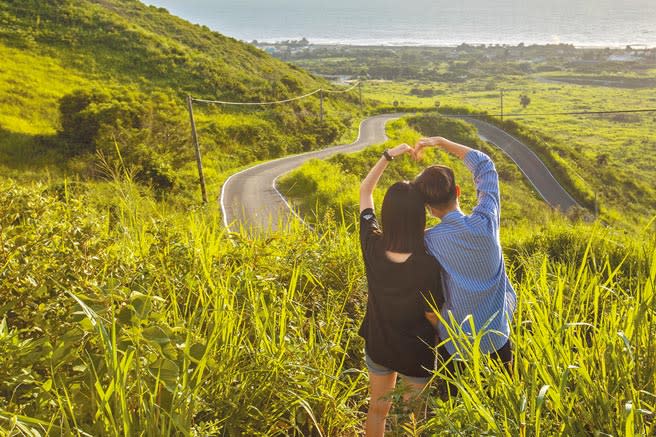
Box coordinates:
[500,89,505,122]
[186,95,208,204]
[319,89,324,122]
[358,81,363,112]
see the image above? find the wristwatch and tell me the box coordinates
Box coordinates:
[383,150,394,161]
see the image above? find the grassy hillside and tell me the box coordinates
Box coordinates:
[0,173,654,435]
[0,0,361,199]
[1,2,655,435]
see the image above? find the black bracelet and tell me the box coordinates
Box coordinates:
[383,150,394,161]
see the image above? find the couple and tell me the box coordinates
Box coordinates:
[358,135,516,435]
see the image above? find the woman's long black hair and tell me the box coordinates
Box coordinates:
[381,181,426,253]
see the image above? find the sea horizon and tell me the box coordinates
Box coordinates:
[144,0,656,50]
[251,38,655,50]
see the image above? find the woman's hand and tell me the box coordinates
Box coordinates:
[360,143,414,212]
[388,143,414,158]
[413,137,445,161]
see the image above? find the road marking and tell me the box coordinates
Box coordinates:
[220,114,398,230]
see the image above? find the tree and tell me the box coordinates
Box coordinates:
[596,153,609,166]
[519,94,531,109]
[58,89,109,154]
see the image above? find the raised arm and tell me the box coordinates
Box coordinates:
[415,136,500,221]
[415,136,472,160]
[359,143,413,212]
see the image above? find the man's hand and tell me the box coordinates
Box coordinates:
[414,136,471,161]
[388,143,414,158]
[413,136,444,161]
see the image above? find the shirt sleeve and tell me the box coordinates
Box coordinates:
[359,208,381,257]
[422,264,445,313]
[464,150,500,223]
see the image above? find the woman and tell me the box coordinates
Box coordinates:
[358,143,444,436]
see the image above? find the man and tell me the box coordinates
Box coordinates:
[412,136,516,371]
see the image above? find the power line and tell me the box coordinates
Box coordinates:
[321,81,361,94]
[192,89,321,106]
[191,82,361,106]
[451,108,656,119]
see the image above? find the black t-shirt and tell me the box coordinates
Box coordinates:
[358,208,444,377]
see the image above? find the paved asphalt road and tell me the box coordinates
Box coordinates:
[221,113,403,232]
[461,117,579,212]
[221,114,579,233]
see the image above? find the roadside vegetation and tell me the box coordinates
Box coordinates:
[361,79,656,226]
[279,114,560,226]
[281,43,656,228]
[1,165,654,435]
[1,1,655,435]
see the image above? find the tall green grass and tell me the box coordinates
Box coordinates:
[0,171,654,435]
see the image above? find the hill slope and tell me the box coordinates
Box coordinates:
[1,0,325,100]
[0,0,360,192]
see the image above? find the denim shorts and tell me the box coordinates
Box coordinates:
[365,353,432,385]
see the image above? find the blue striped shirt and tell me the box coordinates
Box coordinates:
[424,150,516,356]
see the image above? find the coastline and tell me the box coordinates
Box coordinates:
[252,39,656,50]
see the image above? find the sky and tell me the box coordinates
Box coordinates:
[142,0,656,47]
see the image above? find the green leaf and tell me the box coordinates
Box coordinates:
[117,305,136,325]
[130,291,152,318]
[149,358,179,387]
[189,343,206,363]
[142,326,170,345]
[42,379,52,392]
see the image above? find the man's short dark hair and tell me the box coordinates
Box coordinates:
[412,165,457,208]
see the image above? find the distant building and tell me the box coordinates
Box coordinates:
[607,53,642,62]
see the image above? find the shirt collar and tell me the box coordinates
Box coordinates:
[440,209,464,224]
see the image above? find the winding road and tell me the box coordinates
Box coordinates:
[457,117,579,211]
[221,114,579,233]
[221,114,402,232]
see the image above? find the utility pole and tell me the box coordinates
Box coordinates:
[358,81,363,112]
[186,95,208,204]
[319,89,324,123]
[500,89,505,122]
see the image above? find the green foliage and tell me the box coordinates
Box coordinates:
[1,3,654,435]
[363,78,656,227]
[0,175,368,435]
[0,0,362,196]
[0,175,654,435]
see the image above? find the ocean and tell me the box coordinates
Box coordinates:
[143,0,656,48]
